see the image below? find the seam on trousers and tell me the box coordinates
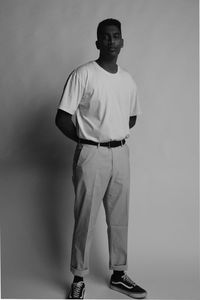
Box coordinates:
[83,173,102,272]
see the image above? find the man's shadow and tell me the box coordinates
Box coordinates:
[17,95,107,294]
[17,97,76,289]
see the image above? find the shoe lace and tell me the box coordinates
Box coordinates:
[72,281,84,298]
[122,274,136,286]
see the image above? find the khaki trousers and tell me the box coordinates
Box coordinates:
[71,142,130,276]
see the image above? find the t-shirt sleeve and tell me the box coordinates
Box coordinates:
[58,70,84,115]
[130,83,142,116]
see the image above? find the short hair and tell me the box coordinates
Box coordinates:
[97,18,121,40]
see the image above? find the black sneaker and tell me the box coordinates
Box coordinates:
[68,281,85,299]
[110,273,147,299]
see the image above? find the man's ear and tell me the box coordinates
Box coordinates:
[121,38,124,48]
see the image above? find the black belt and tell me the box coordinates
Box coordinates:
[79,138,126,148]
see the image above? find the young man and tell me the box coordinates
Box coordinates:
[56,19,147,299]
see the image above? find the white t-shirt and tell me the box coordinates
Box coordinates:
[58,61,141,142]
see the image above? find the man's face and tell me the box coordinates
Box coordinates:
[96,25,124,58]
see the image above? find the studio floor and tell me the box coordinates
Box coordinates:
[2,264,199,300]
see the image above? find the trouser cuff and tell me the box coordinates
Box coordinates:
[71,266,89,277]
[109,265,128,271]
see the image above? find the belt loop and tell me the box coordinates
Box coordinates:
[121,140,123,147]
[97,142,100,148]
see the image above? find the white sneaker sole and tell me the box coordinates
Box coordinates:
[110,284,147,299]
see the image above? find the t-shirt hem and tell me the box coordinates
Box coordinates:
[58,106,75,115]
[130,111,142,116]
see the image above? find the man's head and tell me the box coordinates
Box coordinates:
[97,18,122,40]
[96,18,124,59]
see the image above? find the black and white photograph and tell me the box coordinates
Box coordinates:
[0,0,199,299]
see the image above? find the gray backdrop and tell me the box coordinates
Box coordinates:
[0,0,199,299]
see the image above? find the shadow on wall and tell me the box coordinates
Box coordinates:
[6,96,76,287]
[2,93,107,299]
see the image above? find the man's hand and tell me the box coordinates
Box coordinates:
[55,109,78,142]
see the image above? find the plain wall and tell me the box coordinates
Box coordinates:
[0,0,199,299]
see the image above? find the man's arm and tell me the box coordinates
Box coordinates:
[55,109,78,142]
[129,115,137,129]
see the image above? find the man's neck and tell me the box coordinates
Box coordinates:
[96,56,118,74]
